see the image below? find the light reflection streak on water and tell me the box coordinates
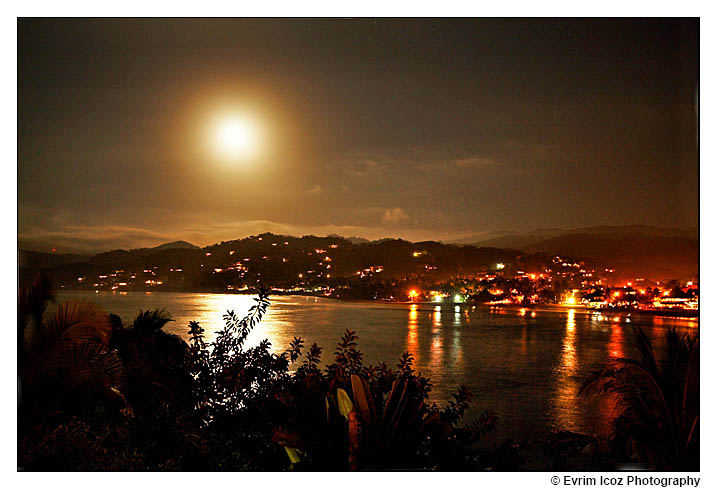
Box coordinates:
[551,308,581,432]
[608,321,626,359]
[450,307,464,370]
[592,319,627,435]
[432,307,441,326]
[430,305,444,386]
[406,304,420,365]
[520,323,528,355]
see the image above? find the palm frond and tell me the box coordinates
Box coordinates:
[581,325,699,469]
[26,300,113,363]
[54,339,126,394]
[132,308,174,334]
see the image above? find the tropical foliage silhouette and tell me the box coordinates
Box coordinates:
[18,278,498,470]
[184,290,498,470]
[269,333,499,470]
[19,274,129,469]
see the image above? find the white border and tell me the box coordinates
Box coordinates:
[6,5,710,489]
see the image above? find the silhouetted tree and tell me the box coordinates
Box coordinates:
[581,326,699,470]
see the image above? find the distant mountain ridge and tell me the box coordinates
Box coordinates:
[19,240,200,277]
[18,232,523,290]
[18,226,698,286]
[454,225,698,280]
[327,234,370,244]
[452,225,697,248]
[150,241,200,251]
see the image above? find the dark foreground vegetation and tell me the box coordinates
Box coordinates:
[18,275,698,471]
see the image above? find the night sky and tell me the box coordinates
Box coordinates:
[18,18,699,253]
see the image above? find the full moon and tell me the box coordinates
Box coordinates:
[211,114,259,161]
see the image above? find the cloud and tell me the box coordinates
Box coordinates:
[381,207,409,223]
[18,225,175,254]
[454,156,503,168]
[342,156,384,177]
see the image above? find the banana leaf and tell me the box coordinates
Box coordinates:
[387,380,410,438]
[350,374,376,424]
[337,388,354,420]
[382,378,404,426]
[284,446,305,465]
